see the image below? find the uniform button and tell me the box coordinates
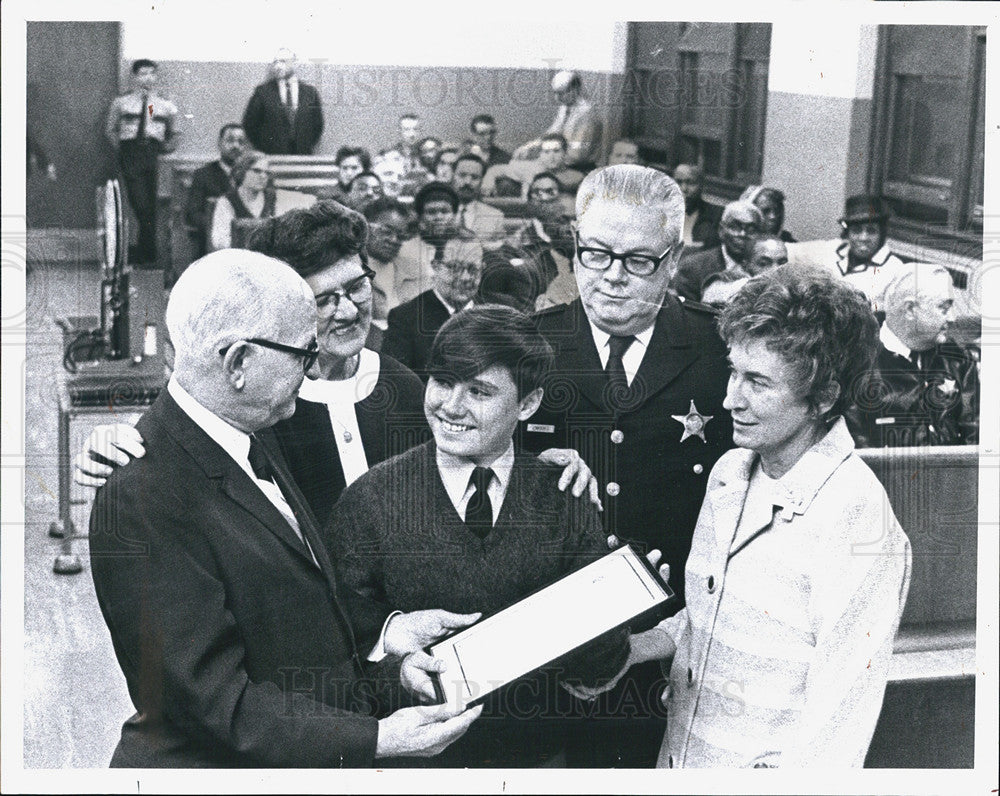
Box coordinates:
[707,575,716,593]
[610,429,624,444]
[687,667,693,685]
[693,463,704,475]
[606,482,620,497]
[668,755,674,768]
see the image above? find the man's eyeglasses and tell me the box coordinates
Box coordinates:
[314,271,374,312]
[218,338,319,372]
[573,232,675,277]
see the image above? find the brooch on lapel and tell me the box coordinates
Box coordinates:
[672,400,713,443]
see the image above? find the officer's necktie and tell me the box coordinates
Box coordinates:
[465,466,494,538]
[137,93,149,139]
[606,334,635,395]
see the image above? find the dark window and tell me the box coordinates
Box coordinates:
[870,25,985,255]
[624,22,771,196]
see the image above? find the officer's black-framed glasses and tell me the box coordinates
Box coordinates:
[574,231,675,277]
[218,338,319,372]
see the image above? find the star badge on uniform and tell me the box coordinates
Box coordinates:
[938,378,958,396]
[672,400,713,443]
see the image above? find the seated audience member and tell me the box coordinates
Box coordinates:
[744,232,789,275]
[434,146,460,183]
[417,137,442,173]
[515,172,578,310]
[673,163,722,252]
[574,266,911,768]
[345,171,384,211]
[374,149,427,199]
[394,181,467,304]
[362,197,412,331]
[330,305,628,767]
[469,113,511,167]
[670,200,762,301]
[739,185,796,242]
[451,153,506,246]
[607,138,641,166]
[86,249,482,767]
[322,146,372,205]
[483,133,583,199]
[185,123,248,259]
[786,194,905,306]
[699,269,748,308]
[848,262,979,447]
[382,237,484,379]
[210,150,314,251]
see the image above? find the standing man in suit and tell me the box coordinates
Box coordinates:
[243,49,324,155]
[184,123,249,260]
[382,237,484,380]
[670,200,762,301]
[88,250,480,767]
[522,164,734,767]
[105,58,179,266]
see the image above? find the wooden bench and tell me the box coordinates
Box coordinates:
[858,445,980,767]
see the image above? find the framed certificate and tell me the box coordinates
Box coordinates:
[428,545,675,711]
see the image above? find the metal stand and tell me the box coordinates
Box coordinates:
[52,308,165,575]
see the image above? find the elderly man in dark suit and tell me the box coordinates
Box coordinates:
[88,249,480,767]
[242,49,324,155]
[522,164,734,767]
[184,123,248,259]
[382,237,484,380]
[670,199,763,301]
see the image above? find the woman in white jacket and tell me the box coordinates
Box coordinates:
[576,266,911,768]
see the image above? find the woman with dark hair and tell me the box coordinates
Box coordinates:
[740,185,796,242]
[574,267,911,768]
[245,200,427,523]
[324,145,372,204]
[209,150,313,250]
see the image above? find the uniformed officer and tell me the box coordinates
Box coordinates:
[105,59,178,266]
[520,164,733,767]
[848,262,979,447]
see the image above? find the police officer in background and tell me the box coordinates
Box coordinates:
[521,164,733,767]
[105,59,179,266]
[848,262,979,448]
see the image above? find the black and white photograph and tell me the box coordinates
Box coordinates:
[2,1,997,793]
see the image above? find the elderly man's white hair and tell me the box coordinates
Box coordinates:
[166,249,314,376]
[576,164,685,245]
[721,199,764,225]
[883,262,952,310]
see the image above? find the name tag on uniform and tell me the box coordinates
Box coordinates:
[526,423,555,434]
[875,417,896,425]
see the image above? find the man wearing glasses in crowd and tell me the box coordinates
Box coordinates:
[522,164,733,768]
[382,237,486,380]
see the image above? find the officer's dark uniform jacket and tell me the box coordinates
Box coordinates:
[848,337,979,448]
[522,295,733,604]
[521,294,733,767]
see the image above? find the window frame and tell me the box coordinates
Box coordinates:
[867,25,985,258]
